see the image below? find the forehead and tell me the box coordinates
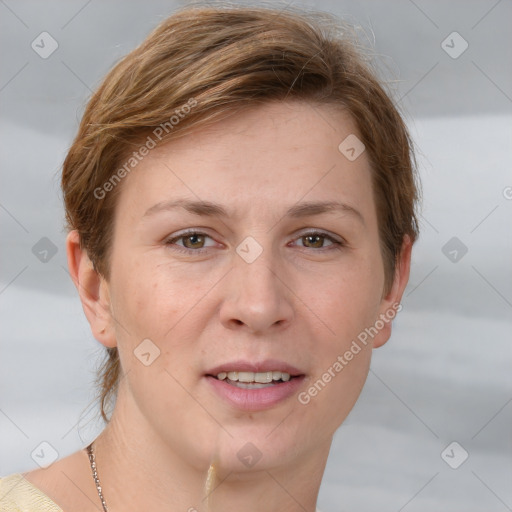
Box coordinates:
[115,100,375,223]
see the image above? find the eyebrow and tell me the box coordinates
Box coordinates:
[142,199,365,225]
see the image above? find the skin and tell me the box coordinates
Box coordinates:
[24,100,411,512]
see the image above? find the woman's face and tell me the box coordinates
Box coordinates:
[98,100,408,473]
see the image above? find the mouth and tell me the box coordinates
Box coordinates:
[211,370,297,388]
[205,361,305,410]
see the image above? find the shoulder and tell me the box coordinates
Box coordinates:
[0,473,63,511]
[1,447,97,512]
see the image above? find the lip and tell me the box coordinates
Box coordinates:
[206,375,305,411]
[205,359,305,412]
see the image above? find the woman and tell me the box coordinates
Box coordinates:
[0,3,419,511]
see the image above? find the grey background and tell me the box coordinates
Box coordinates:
[1,1,511,511]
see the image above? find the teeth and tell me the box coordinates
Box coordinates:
[216,371,292,383]
[238,371,255,383]
[255,371,273,383]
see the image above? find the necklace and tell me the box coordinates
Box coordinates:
[86,442,109,512]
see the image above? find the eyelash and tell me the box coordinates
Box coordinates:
[164,229,345,255]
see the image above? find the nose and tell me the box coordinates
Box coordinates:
[219,245,294,334]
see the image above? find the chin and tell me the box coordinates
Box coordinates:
[202,421,310,475]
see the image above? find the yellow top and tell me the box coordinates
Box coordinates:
[0,473,63,512]
[0,472,325,511]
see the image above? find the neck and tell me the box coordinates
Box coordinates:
[91,386,329,512]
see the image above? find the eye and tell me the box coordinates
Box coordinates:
[293,231,344,251]
[165,230,216,253]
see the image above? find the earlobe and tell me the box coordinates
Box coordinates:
[66,230,117,348]
[372,235,413,349]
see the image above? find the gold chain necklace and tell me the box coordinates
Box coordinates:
[86,442,109,512]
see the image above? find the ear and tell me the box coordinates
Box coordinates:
[66,230,117,348]
[372,234,413,349]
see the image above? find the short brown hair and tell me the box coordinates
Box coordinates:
[62,3,421,424]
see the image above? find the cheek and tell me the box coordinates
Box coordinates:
[299,274,377,431]
[320,252,384,342]
[108,253,214,380]
[299,251,383,423]
[110,254,185,338]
